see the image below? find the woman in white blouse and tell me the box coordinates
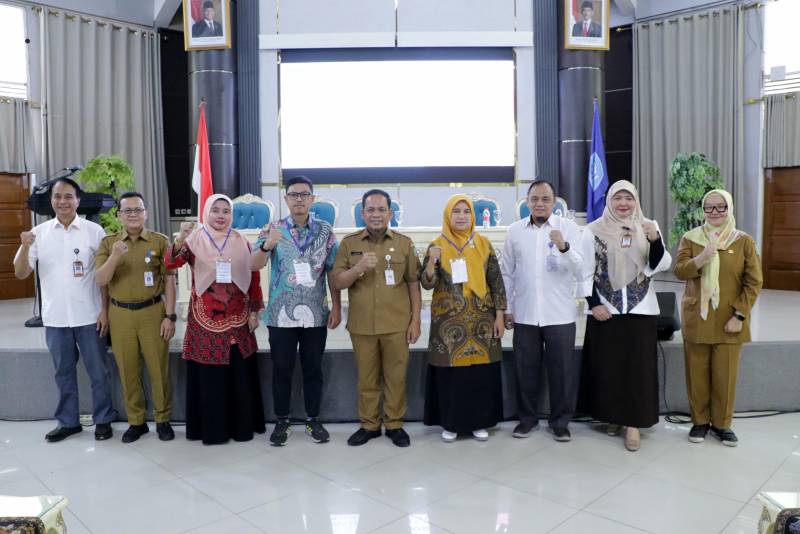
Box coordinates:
[578,180,671,451]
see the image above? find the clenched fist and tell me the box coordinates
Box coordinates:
[549,230,566,251]
[694,243,717,268]
[176,221,195,244]
[641,220,659,242]
[356,252,378,274]
[261,224,282,251]
[111,240,128,258]
[428,245,442,262]
[20,231,36,247]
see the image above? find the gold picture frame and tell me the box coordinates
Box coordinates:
[183,0,232,51]
[564,0,610,51]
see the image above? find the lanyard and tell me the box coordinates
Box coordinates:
[203,227,232,256]
[440,232,475,256]
[285,217,316,254]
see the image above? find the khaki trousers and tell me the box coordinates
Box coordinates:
[683,342,741,429]
[350,332,409,431]
[109,302,171,424]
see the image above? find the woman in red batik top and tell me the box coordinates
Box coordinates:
[166,194,266,445]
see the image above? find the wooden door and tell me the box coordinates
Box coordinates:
[763,167,800,290]
[0,173,34,300]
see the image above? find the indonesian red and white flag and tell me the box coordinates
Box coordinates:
[191,103,213,223]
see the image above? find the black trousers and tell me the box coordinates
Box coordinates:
[267,326,327,418]
[512,322,579,428]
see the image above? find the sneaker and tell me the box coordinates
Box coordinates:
[472,429,489,441]
[710,426,738,447]
[552,427,571,442]
[270,419,292,446]
[441,430,457,443]
[305,420,330,443]
[512,421,538,438]
[606,424,622,436]
[688,424,709,444]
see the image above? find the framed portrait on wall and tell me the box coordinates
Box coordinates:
[564,0,610,51]
[183,0,231,51]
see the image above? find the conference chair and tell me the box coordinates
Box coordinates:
[231,194,275,229]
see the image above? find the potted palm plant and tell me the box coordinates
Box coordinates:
[667,152,724,247]
[77,155,135,233]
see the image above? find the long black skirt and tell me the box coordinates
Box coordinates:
[579,314,659,428]
[186,345,266,445]
[424,362,503,433]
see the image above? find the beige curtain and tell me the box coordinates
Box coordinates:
[763,92,800,168]
[0,98,35,173]
[40,8,170,233]
[633,5,744,230]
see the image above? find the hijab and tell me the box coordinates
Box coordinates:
[588,180,651,291]
[430,195,493,299]
[185,194,252,295]
[683,189,742,320]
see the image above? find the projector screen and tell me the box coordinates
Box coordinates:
[279,48,516,184]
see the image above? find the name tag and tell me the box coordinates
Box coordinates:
[144,271,154,287]
[72,261,85,278]
[546,255,559,272]
[384,269,395,285]
[294,261,313,285]
[216,259,232,284]
[621,234,632,248]
[450,258,469,284]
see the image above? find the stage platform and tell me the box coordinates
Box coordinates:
[1,285,798,422]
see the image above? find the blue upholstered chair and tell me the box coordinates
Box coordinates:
[310,197,339,226]
[231,194,274,229]
[469,193,500,227]
[516,196,570,219]
[352,199,403,228]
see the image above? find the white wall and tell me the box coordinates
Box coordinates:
[258,0,536,226]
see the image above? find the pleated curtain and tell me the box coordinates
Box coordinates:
[40,9,170,233]
[763,92,800,168]
[0,98,34,173]
[633,5,744,229]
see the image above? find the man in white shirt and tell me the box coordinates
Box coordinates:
[14,178,116,442]
[501,181,583,442]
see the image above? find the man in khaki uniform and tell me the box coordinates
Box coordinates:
[333,189,422,447]
[95,192,177,443]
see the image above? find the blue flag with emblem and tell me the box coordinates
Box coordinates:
[586,99,609,223]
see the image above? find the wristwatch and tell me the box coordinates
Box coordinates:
[734,312,746,322]
[165,313,177,322]
[259,240,270,253]
[559,242,570,253]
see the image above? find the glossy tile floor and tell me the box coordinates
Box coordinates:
[1,415,798,533]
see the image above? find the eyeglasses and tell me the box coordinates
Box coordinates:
[286,192,312,201]
[119,208,146,215]
[703,205,728,214]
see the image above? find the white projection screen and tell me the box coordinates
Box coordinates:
[279,48,516,184]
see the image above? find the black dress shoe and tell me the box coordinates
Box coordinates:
[45,425,82,443]
[121,424,149,443]
[156,422,175,441]
[95,423,113,441]
[347,428,381,446]
[385,428,411,447]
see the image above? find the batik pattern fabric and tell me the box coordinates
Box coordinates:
[593,235,650,312]
[255,215,338,328]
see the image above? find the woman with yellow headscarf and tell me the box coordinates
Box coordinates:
[675,189,762,447]
[421,195,507,443]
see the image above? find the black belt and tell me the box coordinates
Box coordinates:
[110,296,161,310]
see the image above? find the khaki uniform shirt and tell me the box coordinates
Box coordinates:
[674,233,763,344]
[97,229,175,302]
[333,229,420,335]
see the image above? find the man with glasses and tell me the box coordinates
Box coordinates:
[95,192,177,442]
[251,176,342,446]
[501,180,584,442]
[14,177,116,442]
[333,189,422,447]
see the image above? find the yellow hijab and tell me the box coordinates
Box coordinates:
[431,195,493,298]
[684,189,742,320]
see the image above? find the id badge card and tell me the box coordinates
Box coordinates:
[621,233,633,248]
[546,255,559,272]
[450,258,469,284]
[72,260,85,278]
[294,261,313,285]
[384,269,396,285]
[144,271,154,287]
[215,259,232,283]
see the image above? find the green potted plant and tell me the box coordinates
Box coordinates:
[667,152,724,247]
[77,155,135,233]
